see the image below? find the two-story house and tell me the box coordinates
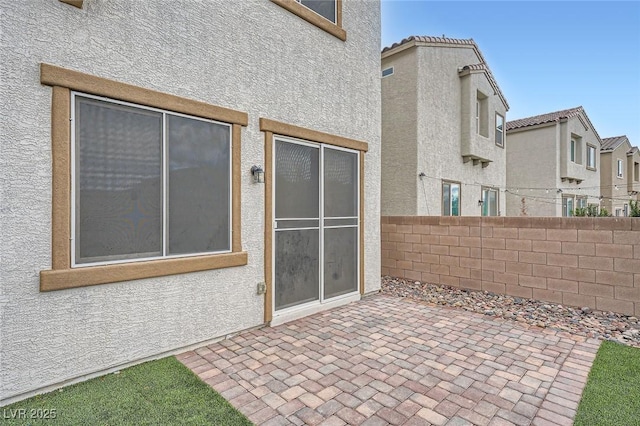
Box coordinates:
[600,136,640,216]
[381,36,509,217]
[0,0,381,405]
[505,107,602,217]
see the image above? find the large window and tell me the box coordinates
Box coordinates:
[73,94,231,266]
[271,0,344,40]
[443,181,461,216]
[587,145,596,169]
[482,187,498,216]
[39,63,248,291]
[617,159,624,178]
[495,113,504,147]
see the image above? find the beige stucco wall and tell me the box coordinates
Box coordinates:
[381,49,418,215]
[506,124,559,216]
[506,114,601,217]
[0,0,381,404]
[381,43,507,217]
[601,141,638,215]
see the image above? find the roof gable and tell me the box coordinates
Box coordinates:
[601,135,630,152]
[505,106,602,145]
[382,36,509,110]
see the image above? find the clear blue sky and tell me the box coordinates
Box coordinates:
[382,1,640,145]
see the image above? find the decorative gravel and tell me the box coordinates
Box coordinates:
[382,276,640,348]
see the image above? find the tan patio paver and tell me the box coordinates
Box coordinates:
[178,295,599,425]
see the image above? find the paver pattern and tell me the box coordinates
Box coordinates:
[178,295,599,425]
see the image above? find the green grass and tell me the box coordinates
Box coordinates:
[574,341,640,426]
[1,357,252,426]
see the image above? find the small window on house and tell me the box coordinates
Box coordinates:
[443,181,461,216]
[635,161,640,182]
[617,159,624,178]
[481,187,498,216]
[616,208,622,217]
[476,91,488,137]
[299,0,337,23]
[624,204,629,217]
[495,113,504,147]
[562,196,574,217]
[270,0,344,41]
[381,67,394,78]
[586,144,596,169]
[570,139,576,162]
[73,93,231,266]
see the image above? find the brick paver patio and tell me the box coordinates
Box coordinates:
[178,295,600,425]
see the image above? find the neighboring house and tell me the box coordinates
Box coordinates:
[505,107,602,217]
[381,36,509,217]
[0,0,381,404]
[600,136,640,216]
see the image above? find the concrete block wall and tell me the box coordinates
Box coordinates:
[381,216,640,316]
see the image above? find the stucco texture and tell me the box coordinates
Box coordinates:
[381,42,507,217]
[0,0,381,403]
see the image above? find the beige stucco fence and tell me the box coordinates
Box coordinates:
[381,216,640,316]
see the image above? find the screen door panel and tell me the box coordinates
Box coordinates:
[274,140,320,310]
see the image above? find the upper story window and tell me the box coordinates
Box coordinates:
[570,135,583,165]
[634,161,640,182]
[381,67,394,78]
[300,0,336,23]
[617,159,624,178]
[495,113,504,147]
[271,0,345,41]
[443,181,461,216]
[475,91,488,137]
[587,145,596,170]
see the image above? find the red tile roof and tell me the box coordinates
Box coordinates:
[382,36,509,110]
[505,106,602,145]
[601,135,629,151]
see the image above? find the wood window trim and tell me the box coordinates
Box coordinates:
[270,0,346,41]
[59,0,83,8]
[39,63,248,292]
[260,118,367,323]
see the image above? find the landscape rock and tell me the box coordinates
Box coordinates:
[381,276,640,348]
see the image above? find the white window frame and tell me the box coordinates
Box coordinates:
[475,100,480,134]
[562,195,574,217]
[617,159,624,178]
[70,91,233,268]
[587,144,596,169]
[443,181,461,216]
[482,187,499,216]
[495,113,504,148]
[381,67,394,78]
[570,139,576,163]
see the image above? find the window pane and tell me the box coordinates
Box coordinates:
[489,190,497,216]
[300,0,336,23]
[495,114,504,146]
[168,115,230,255]
[324,148,357,218]
[443,184,451,216]
[275,140,319,219]
[76,96,162,264]
[570,140,575,162]
[275,229,319,310]
[324,227,357,299]
[451,184,460,216]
